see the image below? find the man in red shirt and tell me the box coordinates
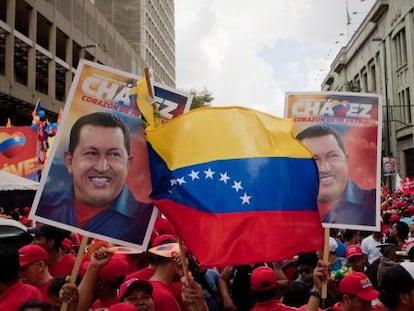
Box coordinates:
[0,245,43,311]
[29,224,76,277]
[345,244,366,273]
[18,244,53,302]
[118,278,155,311]
[250,266,297,311]
[79,250,130,310]
[147,242,208,311]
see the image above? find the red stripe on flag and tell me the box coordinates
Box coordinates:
[154,199,323,267]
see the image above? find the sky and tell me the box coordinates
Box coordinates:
[175,0,376,117]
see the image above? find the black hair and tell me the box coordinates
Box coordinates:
[149,253,173,265]
[18,300,52,311]
[48,275,82,298]
[252,288,277,302]
[297,251,318,268]
[394,221,409,241]
[30,225,71,251]
[68,112,131,155]
[379,264,414,309]
[343,230,359,242]
[282,281,310,307]
[0,244,19,284]
[296,125,346,154]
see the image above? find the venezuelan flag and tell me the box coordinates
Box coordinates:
[146,106,323,266]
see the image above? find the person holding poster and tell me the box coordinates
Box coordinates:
[35,112,153,245]
[297,125,376,226]
[383,157,396,175]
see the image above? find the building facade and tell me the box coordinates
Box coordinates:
[95,0,175,88]
[0,0,175,125]
[321,0,414,179]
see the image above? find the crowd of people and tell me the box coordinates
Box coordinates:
[1,188,414,311]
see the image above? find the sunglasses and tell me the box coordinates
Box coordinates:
[297,268,312,274]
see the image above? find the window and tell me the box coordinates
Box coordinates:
[56,28,68,61]
[35,50,49,94]
[404,148,414,178]
[36,13,51,50]
[397,87,412,125]
[393,28,407,69]
[14,38,28,85]
[370,64,376,93]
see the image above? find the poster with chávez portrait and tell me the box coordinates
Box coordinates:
[285,92,381,231]
[30,60,192,250]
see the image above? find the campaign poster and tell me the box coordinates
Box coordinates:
[30,60,192,249]
[285,92,381,231]
[383,157,396,176]
[0,126,38,181]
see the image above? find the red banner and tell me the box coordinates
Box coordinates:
[399,176,414,194]
[0,126,38,180]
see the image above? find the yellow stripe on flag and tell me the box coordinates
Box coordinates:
[146,106,313,170]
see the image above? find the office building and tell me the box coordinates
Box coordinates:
[0,0,175,125]
[321,0,414,178]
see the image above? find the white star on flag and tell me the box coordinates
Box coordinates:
[240,192,251,205]
[232,181,243,192]
[219,172,231,184]
[176,177,186,185]
[188,170,200,180]
[204,168,215,179]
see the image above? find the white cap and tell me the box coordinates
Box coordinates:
[329,237,338,253]
[400,262,414,281]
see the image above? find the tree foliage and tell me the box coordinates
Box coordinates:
[189,88,214,110]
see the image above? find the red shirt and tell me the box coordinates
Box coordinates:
[170,281,190,311]
[49,254,76,277]
[91,295,119,310]
[0,280,43,311]
[126,266,155,281]
[38,278,53,302]
[251,298,297,311]
[150,280,181,311]
[74,200,110,228]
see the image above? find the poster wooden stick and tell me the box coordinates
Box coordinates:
[321,228,330,300]
[60,235,88,311]
[144,67,154,98]
[178,236,190,281]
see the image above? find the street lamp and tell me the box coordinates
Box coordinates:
[81,43,98,62]
[372,37,394,189]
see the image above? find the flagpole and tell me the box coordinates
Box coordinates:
[345,0,352,40]
[60,235,88,311]
[34,98,41,182]
[321,228,330,305]
[178,236,190,280]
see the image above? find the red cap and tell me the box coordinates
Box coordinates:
[250,266,277,292]
[61,238,73,252]
[108,303,137,311]
[18,244,49,267]
[118,278,153,301]
[396,240,414,257]
[152,234,177,247]
[154,217,176,236]
[339,272,378,301]
[345,244,364,259]
[82,254,129,283]
[390,214,400,222]
[297,306,323,311]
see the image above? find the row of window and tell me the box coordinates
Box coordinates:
[145,26,174,81]
[148,0,175,45]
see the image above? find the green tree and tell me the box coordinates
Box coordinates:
[189,88,214,109]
